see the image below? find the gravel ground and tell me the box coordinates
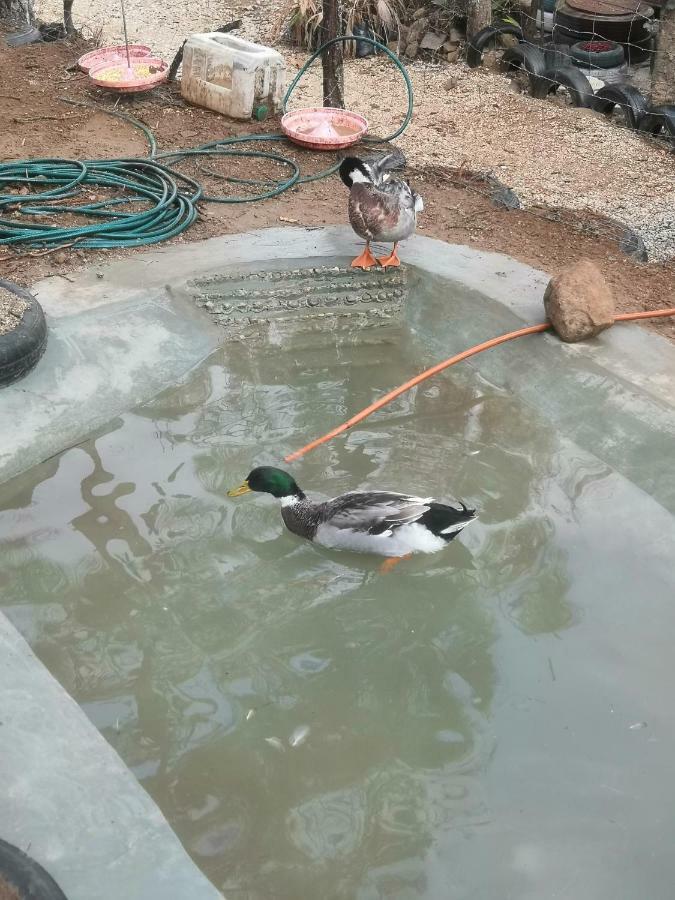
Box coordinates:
[35,0,282,57]
[289,56,675,261]
[19,0,675,261]
[0,287,28,335]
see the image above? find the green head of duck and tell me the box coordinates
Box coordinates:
[228,466,304,500]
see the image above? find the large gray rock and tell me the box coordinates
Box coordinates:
[544,259,615,343]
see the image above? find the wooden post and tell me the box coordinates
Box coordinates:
[321,0,344,108]
[466,0,492,41]
[0,0,34,24]
[651,0,675,105]
[521,0,541,44]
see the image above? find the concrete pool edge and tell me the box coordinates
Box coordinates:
[1,225,674,489]
[3,224,675,488]
[0,613,226,900]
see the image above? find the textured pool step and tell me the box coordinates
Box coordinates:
[183,264,408,335]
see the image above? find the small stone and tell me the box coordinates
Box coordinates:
[408,19,427,40]
[405,40,419,58]
[501,33,520,48]
[420,31,446,50]
[544,259,615,343]
[449,26,464,42]
[444,76,459,90]
[447,48,460,63]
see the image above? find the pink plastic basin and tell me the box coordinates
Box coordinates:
[281,107,368,150]
[78,45,152,74]
[88,57,169,93]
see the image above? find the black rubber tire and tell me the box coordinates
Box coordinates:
[466,22,523,68]
[542,40,569,69]
[0,280,48,388]
[593,84,648,129]
[638,105,675,148]
[569,39,625,68]
[500,44,547,95]
[533,64,595,107]
[553,3,653,63]
[0,838,68,899]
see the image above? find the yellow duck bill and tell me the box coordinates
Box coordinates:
[227,481,251,497]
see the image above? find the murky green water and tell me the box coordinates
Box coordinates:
[1,301,675,899]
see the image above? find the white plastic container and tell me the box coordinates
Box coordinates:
[181,33,286,120]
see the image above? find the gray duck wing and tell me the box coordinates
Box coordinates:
[321,491,432,536]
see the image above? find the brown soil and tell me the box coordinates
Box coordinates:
[0,875,21,900]
[0,36,674,341]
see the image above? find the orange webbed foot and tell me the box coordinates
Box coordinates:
[351,244,378,269]
[379,553,412,575]
[377,245,401,268]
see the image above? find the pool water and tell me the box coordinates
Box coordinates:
[1,300,675,899]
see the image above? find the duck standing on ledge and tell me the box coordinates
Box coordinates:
[228,467,476,572]
[339,149,423,270]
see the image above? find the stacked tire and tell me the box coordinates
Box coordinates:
[638,105,675,150]
[594,84,648,129]
[466,21,524,68]
[0,280,48,388]
[464,21,674,151]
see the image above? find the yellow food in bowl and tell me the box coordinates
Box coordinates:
[96,63,159,82]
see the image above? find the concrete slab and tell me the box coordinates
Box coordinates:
[0,613,224,900]
[0,291,222,485]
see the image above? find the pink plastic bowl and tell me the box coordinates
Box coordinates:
[88,57,168,93]
[281,107,368,150]
[78,45,152,74]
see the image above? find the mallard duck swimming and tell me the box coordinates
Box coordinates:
[339,149,423,270]
[228,467,476,570]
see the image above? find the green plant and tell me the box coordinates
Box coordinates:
[278,0,407,50]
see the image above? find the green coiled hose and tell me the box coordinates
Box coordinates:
[0,37,413,250]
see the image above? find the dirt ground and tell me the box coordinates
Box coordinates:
[1,34,674,341]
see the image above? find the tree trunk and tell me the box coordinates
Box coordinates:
[521,0,542,43]
[0,0,34,24]
[651,0,675,105]
[466,0,492,40]
[321,0,344,108]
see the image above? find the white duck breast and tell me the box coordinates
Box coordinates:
[314,521,448,556]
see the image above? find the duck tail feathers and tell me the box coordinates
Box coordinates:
[340,149,407,188]
[420,501,477,541]
[369,147,407,179]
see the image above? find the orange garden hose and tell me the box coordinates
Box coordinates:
[284,308,675,463]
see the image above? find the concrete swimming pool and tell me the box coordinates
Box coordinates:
[1,227,675,900]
